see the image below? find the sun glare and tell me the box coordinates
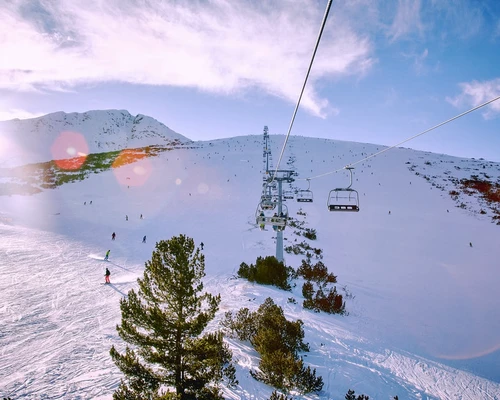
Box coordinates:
[112,150,152,187]
[51,131,88,170]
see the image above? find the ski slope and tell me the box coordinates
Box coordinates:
[1,133,500,399]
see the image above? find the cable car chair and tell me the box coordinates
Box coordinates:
[259,181,277,210]
[256,203,289,231]
[327,167,359,212]
[296,179,313,203]
[260,194,276,210]
[283,190,294,200]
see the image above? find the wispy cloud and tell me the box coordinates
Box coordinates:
[0,108,45,121]
[386,0,486,42]
[0,0,375,117]
[388,0,424,41]
[447,79,500,119]
[401,48,429,75]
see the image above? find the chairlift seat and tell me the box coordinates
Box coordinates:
[328,204,359,212]
[327,187,359,212]
[296,190,313,203]
[256,216,287,227]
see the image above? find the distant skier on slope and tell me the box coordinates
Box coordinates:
[142,235,146,243]
[105,268,111,284]
[112,232,116,240]
[200,242,204,250]
[104,250,110,261]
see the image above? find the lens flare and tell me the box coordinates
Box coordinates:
[112,149,152,187]
[51,131,88,170]
[435,342,500,360]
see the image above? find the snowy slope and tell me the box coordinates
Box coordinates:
[0,110,189,168]
[1,132,500,400]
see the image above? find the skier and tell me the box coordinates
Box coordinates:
[104,249,110,261]
[126,215,128,221]
[200,242,204,250]
[105,268,111,284]
[90,200,92,205]
[142,235,146,243]
[112,232,116,240]
[84,201,86,205]
[140,214,143,219]
[470,242,473,247]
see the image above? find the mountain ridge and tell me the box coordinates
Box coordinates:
[0,109,190,168]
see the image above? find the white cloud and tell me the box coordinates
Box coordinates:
[0,0,375,117]
[447,79,500,119]
[0,108,45,121]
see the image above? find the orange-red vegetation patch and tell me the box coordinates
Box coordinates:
[460,178,500,204]
[112,149,148,169]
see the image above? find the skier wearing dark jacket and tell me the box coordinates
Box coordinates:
[105,268,111,284]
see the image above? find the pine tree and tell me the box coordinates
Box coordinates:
[110,234,237,400]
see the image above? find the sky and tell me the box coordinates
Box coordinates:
[1,0,500,161]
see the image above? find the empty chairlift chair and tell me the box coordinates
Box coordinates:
[296,179,314,203]
[327,167,360,212]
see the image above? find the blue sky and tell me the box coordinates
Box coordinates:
[1,0,500,161]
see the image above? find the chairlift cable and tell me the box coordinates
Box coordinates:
[297,95,500,181]
[270,0,333,183]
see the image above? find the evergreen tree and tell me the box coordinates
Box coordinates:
[110,234,237,400]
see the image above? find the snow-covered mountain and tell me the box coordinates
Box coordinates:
[0,110,189,168]
[1,119,500,399]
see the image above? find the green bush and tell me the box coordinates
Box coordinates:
[238,256,293,291]
[302,228,317,240]
[302,282,314,299]
[222,298,322,394]
[284,242,323,259]
[221,307,257,342]
[345,389,370,399]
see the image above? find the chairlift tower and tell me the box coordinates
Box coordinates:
[265,170,295,262]
[262,126,273,180]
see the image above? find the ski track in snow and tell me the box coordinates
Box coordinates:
[1,135,500,399]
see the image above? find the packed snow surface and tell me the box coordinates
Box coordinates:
[1,130,500,399]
